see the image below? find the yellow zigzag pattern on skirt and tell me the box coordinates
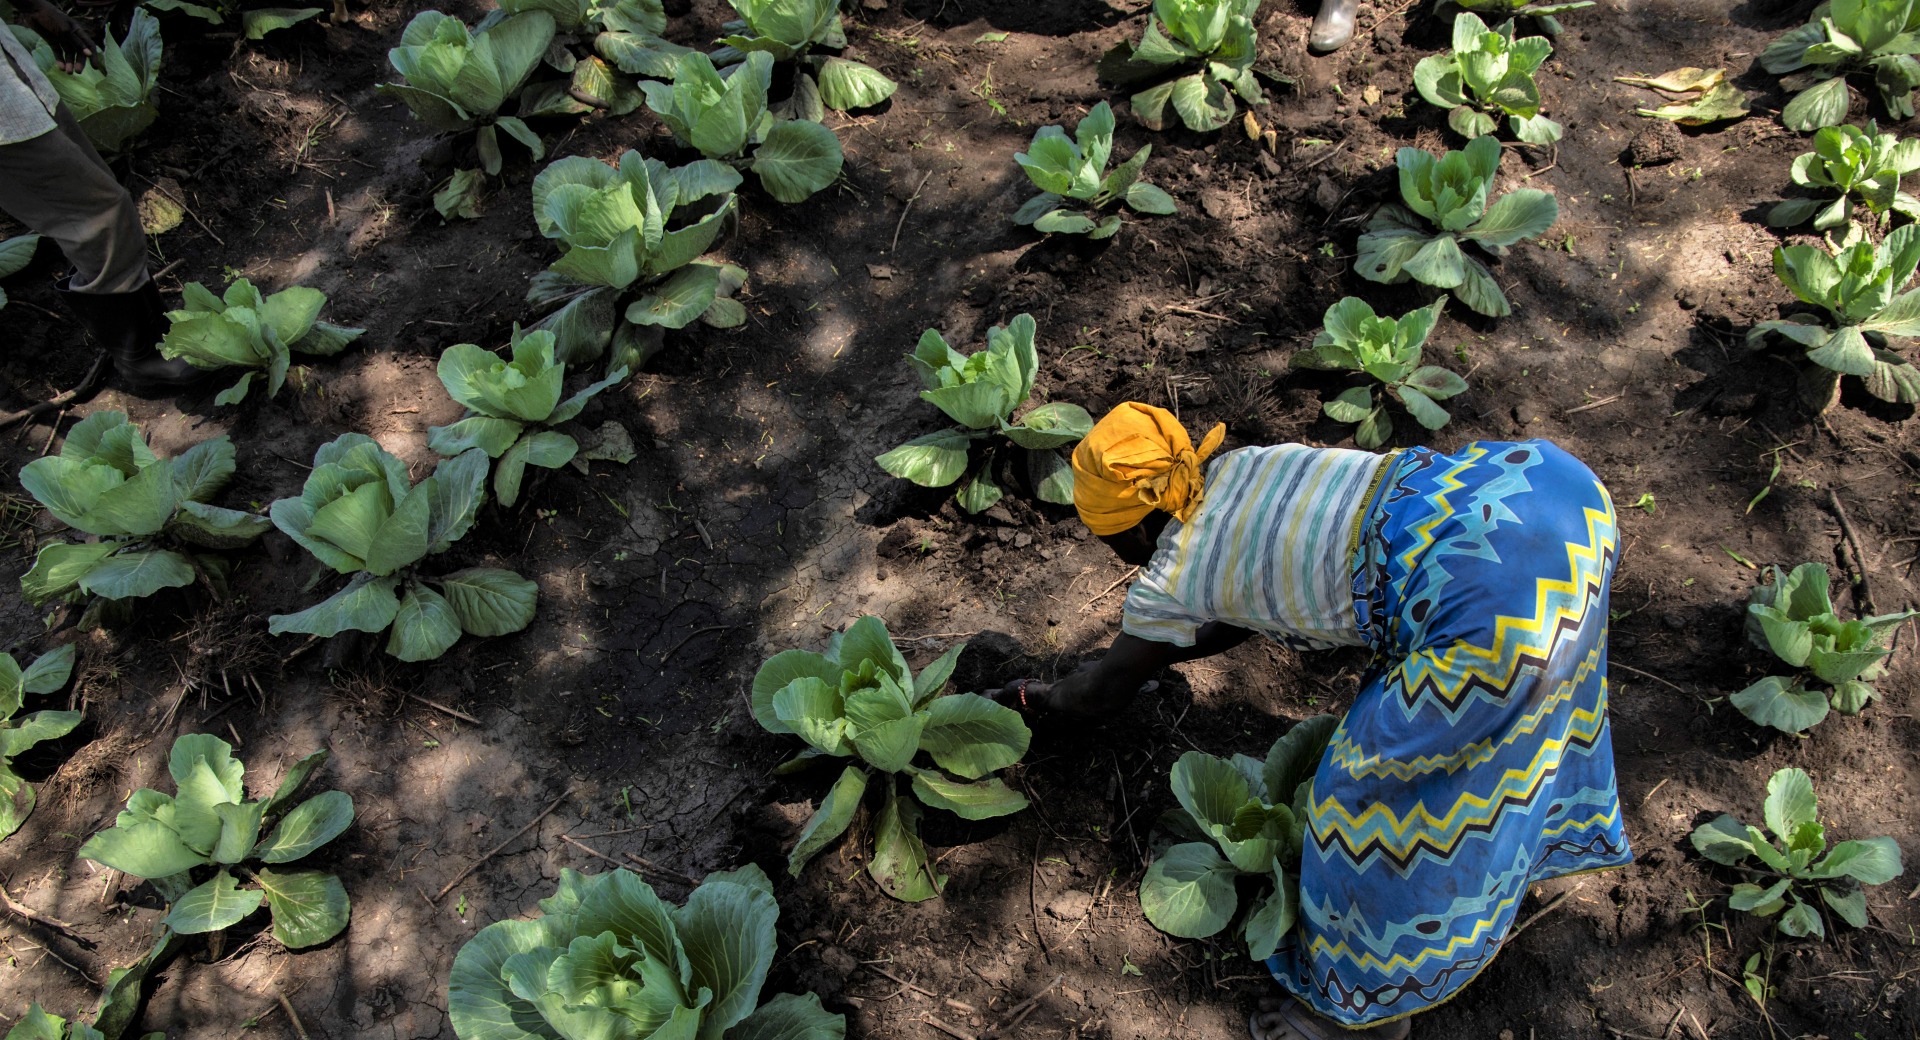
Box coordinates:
[1391,500,1616,720]
[1326,501,1615,780]
[1303,805,1622,977]
[1308,707,1617,868]
[1325,644,1606,782]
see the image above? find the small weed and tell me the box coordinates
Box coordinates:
[1633,493,1656,515]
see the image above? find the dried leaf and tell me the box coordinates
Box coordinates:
[1615,67,1725,93]
[1636,81,1749,125]
[138,177,186,235]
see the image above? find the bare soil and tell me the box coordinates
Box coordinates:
[2,0,1918,1038]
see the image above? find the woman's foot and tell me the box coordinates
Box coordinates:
[1250,1000,1411,1040]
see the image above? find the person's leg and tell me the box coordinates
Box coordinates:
[0,104,202,395]
[0,104,147,294]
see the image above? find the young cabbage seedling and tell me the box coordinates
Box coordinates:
[158,277,364,405]
[1689,767,1904,939]
[526,149,745,372]
[1293,296,1468,449]
[1096,0,1266,132]
[1355,135,1559,317]
[19,412,270,616]
[140,0,323,39]
[380,9,555,217]
[8,10,161,153]
[1013,101,1177,238]
[267,435,539,662]
[1733,562,1917,734]
[1414,13,1562,144]
[427,327,630,508]
[449,864,846,1040]
[0,233,39,312]
[875,314,1094,513]
[642,51,845,203]
[1139,716,1337,960]
[492,0,667,133]
[78,735,355,949]
[1747,223,1920,411]
[0,645,77,843]
[497,0,698,83]
[753,617,1031,902]
[1767,121,1920,233]
[1762,0,1920,131]
[1438,0,1595,36]
[711,0,898,119]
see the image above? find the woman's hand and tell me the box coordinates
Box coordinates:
[14,0,96,72]
[987,678,1054,714]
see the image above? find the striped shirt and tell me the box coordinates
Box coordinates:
[1121,444,1391,650]
[0,25,60,146]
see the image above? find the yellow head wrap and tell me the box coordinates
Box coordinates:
[1071,402,1227,536]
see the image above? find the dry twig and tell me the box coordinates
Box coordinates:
[0,353,107,431]
[1828,489,1877,614]
[436,785,574,901]
[277,994,314,1040]
[0,884,91,947]
[891,170,936,255]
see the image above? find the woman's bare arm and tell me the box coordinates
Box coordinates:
[1004,621,1255,716]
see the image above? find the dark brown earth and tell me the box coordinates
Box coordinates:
[2,0,1918,1038]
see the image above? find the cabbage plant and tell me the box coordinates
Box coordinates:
[1013,101,1176,238]
[267,435,538,662]
[1442,0,1594,35]
[0,233,38,312]
[1768,121,1920,233]
[19,412,269,610]
[875,314,1093,513]
[711,0,897,119]
[449,864,845,1040]
[641,51,844,203]
[1733,562,1917,734]
[428,328,629,507]
[1355,135,1558,317]
[0,646,77,842]
[1747,224,1920,410]
[1414,14,1561,144]
[380,10,555,177]
[7,10,161,153]
[528,150,745,370]
[1096,0,1264,132]
[159,278,364,405]
[78,734,353,948]
[1762,0,1920,131]
[141,0,323,39]
[1292,297,1467,449]
[753,617,1030,902]
[1690,767,1904,939]
[1139,716,1336,959]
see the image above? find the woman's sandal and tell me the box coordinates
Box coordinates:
[1249,1000,1412,1040]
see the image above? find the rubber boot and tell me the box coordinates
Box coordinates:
[1310,0,1361,52]
[57,278,208,397]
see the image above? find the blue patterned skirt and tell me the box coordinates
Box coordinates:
[1265,439,1632,1025]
